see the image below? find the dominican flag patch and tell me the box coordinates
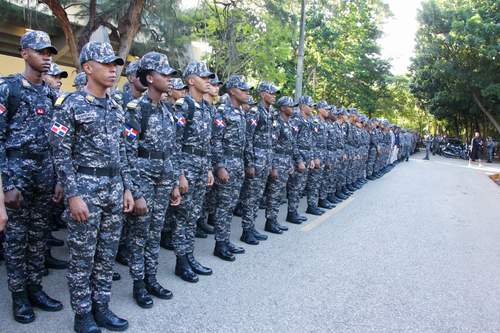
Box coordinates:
[248,118,257,127]
[51,122,69,137]
[124,125,139,140]
[0,104,6,114]
[175,113,187,127]
[215,118,225,128]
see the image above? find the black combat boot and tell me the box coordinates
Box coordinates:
[45,249,69,270]
[346,184,357,192]
[207,214,216,227]
[214,241,235,261]
[318,199,334,209]
[144,275,173,300]
[277,222,289,231]
[306,206,324,216]
[227,242,245,254]
[264,219,283,234]
[12,290,35,324]
[115,245,129,266]
[286,211,303,224]
[251,227,268,240]
[195,225,207,238]
[112,271,121,281]
[46,233,64,247]
[186,253,212,275]
[175,255,199,283]
[240,229,259,245]
[160,231,174,251]
[74,312,101,333]
[198,217,214,235]
[133,280,153,308]
[27,284,63,312]
[93,303,128,332]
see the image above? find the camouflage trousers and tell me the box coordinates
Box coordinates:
[240,158,271,230]
[5,157,54,292]
[335,152,348,192]
[319,158,334,201]
[214,158,244,242]
[366,147,377,176]
[286,167,308,213]
[265,167,291,221]
[128,175,175,281]
[172,157,208,256]
[306,167,323,207]
[66,174,124,315]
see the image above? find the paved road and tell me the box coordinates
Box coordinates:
[1,152,500,333]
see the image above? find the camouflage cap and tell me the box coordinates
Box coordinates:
[316,100,331,110]
[246,96,258,106]
[298,95,315,107]
[209,74,223,86]
[225,75,252,91]
[183,61,215,79]
[20,30,58,54]
[46,63,68,78]
[125,60,140,76]
[73,72,87,87]
[79,41,124,66]
[276,96,298,108]
[139,51,177,76]
[336,107,348,116]
[328,105,338,116]
[171,78,188,90]
[257,81,280,94]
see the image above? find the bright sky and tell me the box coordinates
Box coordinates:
[380,0,422,75]
[181,0,422,75]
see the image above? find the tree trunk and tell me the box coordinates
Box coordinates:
[40,0,80,70]
[473,91,500,135]
[115,0,146,82]
[294,0,306,101]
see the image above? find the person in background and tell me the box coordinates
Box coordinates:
[470,132,483,163]
[423,132,432,160]
[486,137,497,163]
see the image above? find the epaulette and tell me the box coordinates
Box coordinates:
[85,94,95,104]
[126,101,138,110]
[54,93,69,107]
[21,78,31,88]
[110,97,120,108]
[175,97,185,106]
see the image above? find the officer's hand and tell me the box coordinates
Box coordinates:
[4,188,23,210]
[308,160,315,169]
[133,197,148,216]
[68,196,89,222]
[170,186,181,206]
[123,190,134,213]
[245,167,255,178]
[297,162,306,173]
[52,183,64,203]
[271,168,278,180]
[207,170,214,186]
[0,200,7,232]
[179,175,189,194]
[314,159,320,169]
[217,168,230,183]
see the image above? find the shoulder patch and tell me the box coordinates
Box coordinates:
[175,97,185,106]
[127,101,138,110]
[85,95,95,104]
[55,94,68,107]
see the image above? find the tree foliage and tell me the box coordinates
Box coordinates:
[410,0,500,138]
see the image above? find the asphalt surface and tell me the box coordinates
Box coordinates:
[1,152,500,333]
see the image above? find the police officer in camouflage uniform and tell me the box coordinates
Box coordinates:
[73,72,87,91]
[286,96,316,222]
[265,97,300,233]
[43,62,68,94]
[212,75,249,261]
[0,30,63,324]
[50,41,134,333]
[311,101,335,210]
[366,118,380,180]
[124,52,181,309]
[121,60,146,108]
[171,61,214,283]
[239,81,277,244]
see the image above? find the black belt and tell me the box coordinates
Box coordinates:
[76,166,120,177]
[182,146,207,157]
[138,147,172,160]
[224,150,243,159]
[6,149,48,162]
